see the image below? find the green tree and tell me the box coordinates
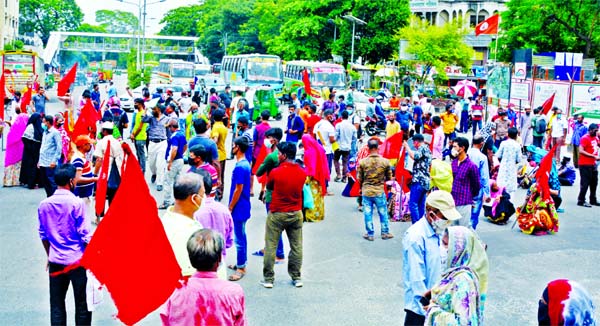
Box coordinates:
[3,40,25,51]
[398,18,475,82]
[159,5,203,36]
[498,0,600,61]
[19,0,83,45]
[76,23,107,33]
[95,10,139,34]
[127,49,151,88]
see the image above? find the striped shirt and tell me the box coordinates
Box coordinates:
[71,155,94,198]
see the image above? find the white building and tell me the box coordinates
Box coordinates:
[1,0,20,49]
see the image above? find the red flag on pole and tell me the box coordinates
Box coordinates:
[0,71,5,121]
[382,132,404,159]
[395,137,412,193]
[535,146,555,201]
[72,99,100,139]
[475,14,499,36]
[94,140,111,217]
[57,63,78,97]
[541,93,556,115]
[20,87,32,112]
[302,69,311,98]
[81,143,181,325]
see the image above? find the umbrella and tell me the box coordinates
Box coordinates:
[375,67,398,77]
[452,79,477,98]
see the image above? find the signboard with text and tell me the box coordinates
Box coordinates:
[570,83,600,119]
[532,80,571,113]
[410,0,438,11]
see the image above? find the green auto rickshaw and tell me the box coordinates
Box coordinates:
[252,86,282,121]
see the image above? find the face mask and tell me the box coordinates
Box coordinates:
[264,139,273,148]
[432,218,450,237]
[42,124,48,131]
[557,114,562,119]
[451,148,459,157]
[449,110,454,113]
[439,245,448,267]
[526,112,531,116]
[401,107,408,112]
[56,122,64,127]
[347,110,354,116]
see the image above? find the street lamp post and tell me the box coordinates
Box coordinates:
[343,14,366,64]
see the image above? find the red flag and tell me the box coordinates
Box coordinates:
[382,131,404,159]
[72,99,100,139]
[81,143,181,325]
[302,69,311,98]
[20,87,32,112]
[95,140,111,217]
[252,145,269,185]
[535,146,555,201]
[0,71,5,121]
[395,147,412,193]
[475,14,499,36]
[541,93,556,115]
[57,63,78,97]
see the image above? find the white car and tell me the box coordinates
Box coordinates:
[120,96,134,112]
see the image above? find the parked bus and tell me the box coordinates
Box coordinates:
[220,54,284,98]
[1,49,46,91]
[283,60,346,101]
[154,59,195,86]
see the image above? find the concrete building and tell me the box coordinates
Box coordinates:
[1,0,20,49]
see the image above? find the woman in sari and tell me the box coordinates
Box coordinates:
[301,134,330,222]
[19,113,43,189]
[425,226,489,326]
[538,279,596,326]
[3,108,29,186]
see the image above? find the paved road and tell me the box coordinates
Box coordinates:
[1,83,599,324]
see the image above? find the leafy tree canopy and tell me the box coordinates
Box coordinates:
[95,10,139,34]
[19,0,83,45]
[159,5,203,37]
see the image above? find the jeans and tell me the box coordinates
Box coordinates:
[40,166,57,197]
[460,110,469,133]
[409,183,427,223]
[147,140,167,186]
[404,309,425,326]
[471,190,485,229]
[472,120,482,136]
[333,150,350,178]
[494,137,507,149]
[362,193,390,236]
[134,140,147,173]
[443,132,456,147]
[578,165,598,204]
[326,153,334,176]
[48,263,91,326]
[533,135,544,148]
[163,158,184,205]
[233,219,248,268]
[263,211,303,283]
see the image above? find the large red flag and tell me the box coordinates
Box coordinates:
[541,93,556,115]
[72,99,100,139]
[535,146,555,201]
[94,141,111,217]
[81,143,181,325]
[57,63,78,96]
[475,14,499,36]
[302,69,311,98]
[382,131,404,159]
[20,87,32,112]
[0,71,5,121]
[395,142,412,193]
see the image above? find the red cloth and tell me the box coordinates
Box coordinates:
[541,93,556,115]
[252,145,269,185]
[578,134,598,166]
[382,131,404,159]
[57,63,78,96]
[94,140,111,217]
[20,87,32,112]
[302,134,330,194]
[395,146,411,193]
[475,14,499,36]
[268,161,307,212]
[0,72,5,121]
[72,99,100,139]
[547,279,572,326]
[302,69,311,99]
[82,143,181,325]
[535,145,555,201]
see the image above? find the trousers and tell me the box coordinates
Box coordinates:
[147,140,167,186]
[40,166,57,197]
[48,263,91,326]
[134,140,147,173]
[578,165,598,204]
[263,211,303,283]
[163,158,184,205]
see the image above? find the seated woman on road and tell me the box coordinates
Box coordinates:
[538,279,596,326]
[425,226,489,326]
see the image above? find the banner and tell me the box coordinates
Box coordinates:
[532,81,570,114]
[511,81,531,101]
[570,83,600,119]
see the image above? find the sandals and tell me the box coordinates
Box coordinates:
[228,268,246,281]
[158,203,171,210]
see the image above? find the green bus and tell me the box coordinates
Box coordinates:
[283,60,346,101]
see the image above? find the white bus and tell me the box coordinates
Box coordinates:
[154,59,195,86]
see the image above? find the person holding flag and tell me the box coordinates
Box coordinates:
[403,134,432,223]
[93,122,124,211]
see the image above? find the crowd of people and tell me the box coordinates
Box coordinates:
[1,81,598,325]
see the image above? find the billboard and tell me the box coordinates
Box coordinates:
[571,83,600,119]
[532,80,570,112]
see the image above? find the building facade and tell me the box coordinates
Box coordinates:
[1,0,20,49]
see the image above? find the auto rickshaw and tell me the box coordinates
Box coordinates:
[252,86,282,121]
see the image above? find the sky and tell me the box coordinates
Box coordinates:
[76,0,198,35]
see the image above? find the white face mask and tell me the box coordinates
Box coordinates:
[432,218,450,237]
[440,244,448,267]
[264,139,273,149]
[451,148,459,157]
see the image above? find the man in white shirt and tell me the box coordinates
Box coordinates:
[551,108,568,163]
[334,110,357,182]
[313,109,336,178]
[93,121,124,209]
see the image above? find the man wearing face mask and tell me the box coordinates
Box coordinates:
[188,145,219,197]
[550,108,568,163]
[402,190,462,326]
[38,115,63,197]
[395,104,413,133]
[142,103,170,191]
[286,104,305,144]
[404,134,432,223]
[494,108,511,148]
[314,109,336,180]
[450,137,481,226]
[518,106,533,148]
[161,173,204,277]
[440,104,458,148]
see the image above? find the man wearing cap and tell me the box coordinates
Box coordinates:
[130,98,148,173]
[160,119,188,209]
[402,190,460,326]
[450,137,481,226]
[357,138,394,241]
[93,121,124,208]
[71,135,98,221]
[286,104,304,144]
[143,103,170,191]
[403,134,432,223]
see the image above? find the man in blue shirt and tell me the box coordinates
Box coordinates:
[558,156,577,186]
[412,101,423,134]
[160,119,188,209]
[188,118,219,164]
[467,135,491,229]
[286,104,304,144]
[395,105,413,133]
[228,137,252,282]
[571,114,588,168]
[91,84,101,111]
[32,87,50,115]
[38,115,63,197]
[402,190,461,326]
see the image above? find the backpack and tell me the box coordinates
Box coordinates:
[535,118,546,134]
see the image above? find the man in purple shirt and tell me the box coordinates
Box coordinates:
[38,164,92,325]
[450,137,481,227]
[193,169,234,280]
[160,229,246,326]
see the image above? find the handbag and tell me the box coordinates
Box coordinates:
[303,183,314,209]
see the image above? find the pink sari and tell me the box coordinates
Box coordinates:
[302,134,330,194]
[4,113,29,167]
